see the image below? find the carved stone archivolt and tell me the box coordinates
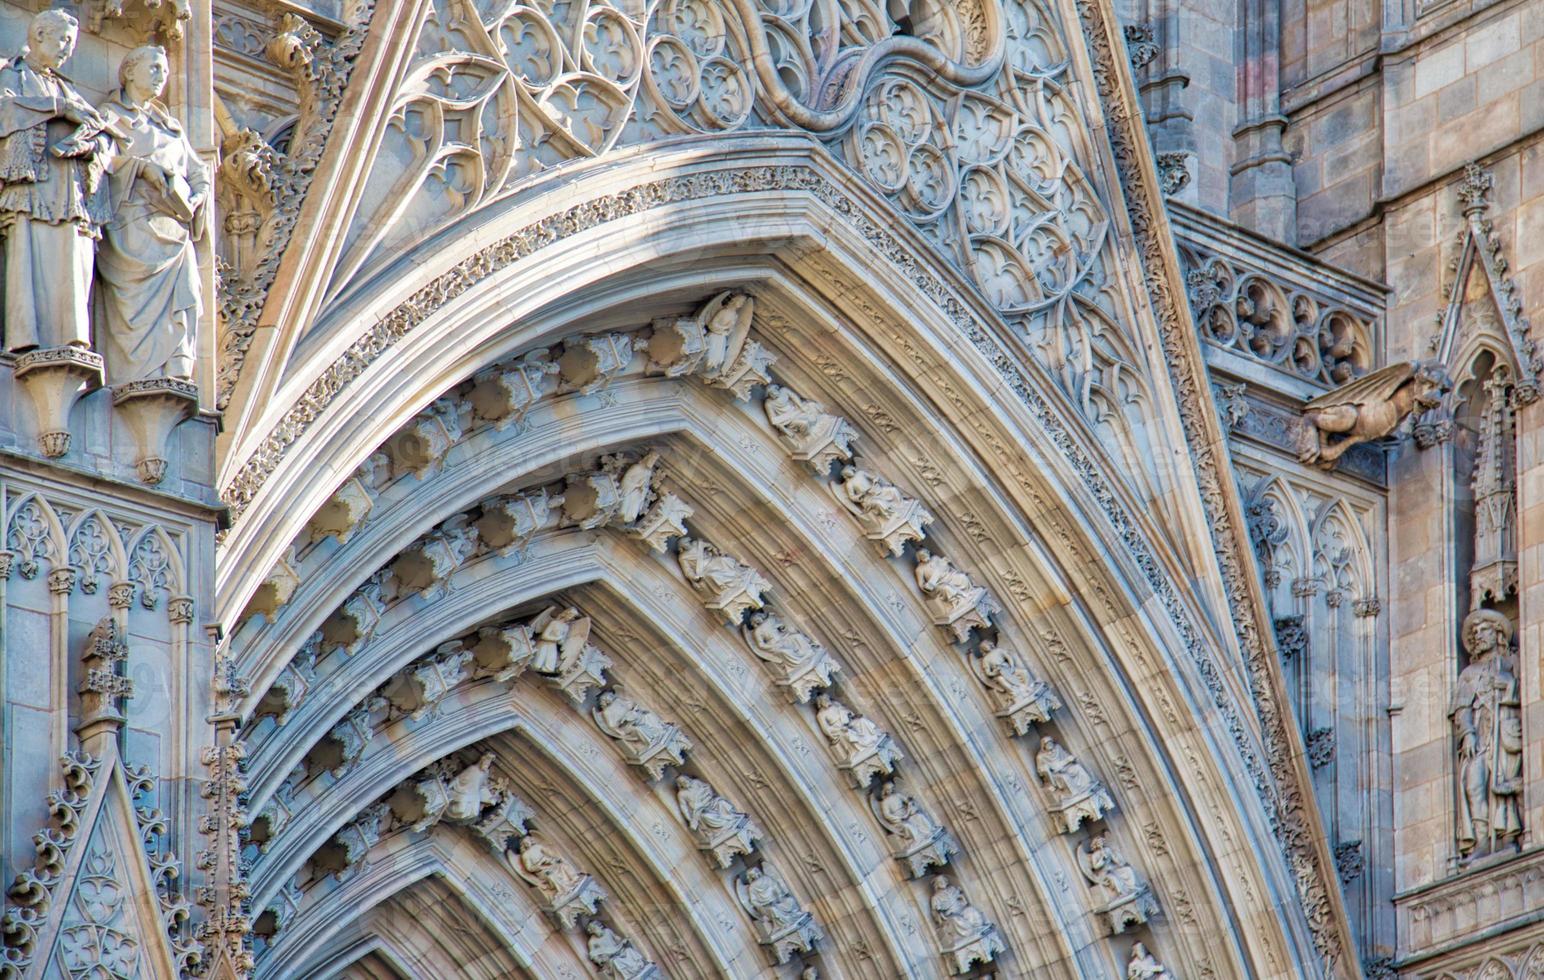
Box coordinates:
[224,286,1229,977]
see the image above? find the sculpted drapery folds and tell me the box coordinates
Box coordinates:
[1452,608,1524,858]
[0,10,111,354]
[95,44,206,384]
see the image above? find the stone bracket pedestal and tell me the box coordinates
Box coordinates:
[14,346,103,458]
[111,378,198,484]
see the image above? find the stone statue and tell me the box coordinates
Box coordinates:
[529,606,589,675]
[1451,608,1524,857]
[929,875,1005,971]
[594,690,670,751]
[445,752,499,823]
[1297,360,1446,465]
[675,775,744,838]
[815,694,885,758]
[914,549,977,606]
[929,876,989,946]
[96,45,208,383]
[1077,833,1158,932]
[735,863,822,963]
[739,866,806,931]
[746,611,822,669]
[616,451,659,525]
[875,780,941,850]
[973,639,1059,734]
[1035,736,1115,831]
[837,465,908,524]
[979,640,1037,702]
[1080,834,1143,904]
[585,921,652,979]
[0,10,114,354]
[516,835,583,898]
[764,384,825,438]
[1126,941,1175,980]
[700,292,752,378]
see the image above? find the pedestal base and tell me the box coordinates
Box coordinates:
[111,378,198,484]
[14,346,103,458]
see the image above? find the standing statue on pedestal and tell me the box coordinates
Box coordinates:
[0,10,113,354]
[1452,608,1524,858]
[96,45,207,382]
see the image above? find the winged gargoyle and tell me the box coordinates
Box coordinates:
[1296,361,1448,466]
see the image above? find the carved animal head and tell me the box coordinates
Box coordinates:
[1409,362,1450,411]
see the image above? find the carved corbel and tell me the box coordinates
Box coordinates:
[386,398,465,480]
[307,477,375,545]
[470,349,559,427]
[111,378,200,485]
[471,623,537,682]
[254,639,317,726]
[388,516,478,599]
[627,492,692,552]
[242,548,301,625]
[13,346,103,458]
[380,643,475,721]
[309,802,391,880]
[475,489,557,556]
[320,574,386,654]
[308,700,381,778]
[558,333,634,393]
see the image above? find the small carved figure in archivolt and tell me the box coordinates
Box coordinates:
[832,464,934,556]
[1296,360,1446,466]
[971,639,1060,735]
[929,876,1006,975]
[1126,941,1175,980]
[1035,736,1116,833]
[1452,607,1524,858]
[677,536,771,625]
[763,384,857,474]
[593,690,691,780]
[445,752,500,823]
[743,610,840,703]
[528,605,612,702]
[675,774,762,867]
[814,693,902,787]
[529,606,590,675]
[513,834,603,928]
[586,921,658,980]
[873,780,957,878]
[1077,834,1159,934]
[914,548,998,641]
[736,865,822,964]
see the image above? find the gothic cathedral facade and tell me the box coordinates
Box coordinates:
[0,0,1538,975]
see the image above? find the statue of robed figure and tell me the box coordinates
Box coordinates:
[95,44,207,382]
